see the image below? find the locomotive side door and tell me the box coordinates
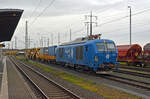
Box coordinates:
[70,47,74,63]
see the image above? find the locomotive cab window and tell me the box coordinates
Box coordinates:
[96,42,105,52]
[106,42,116,51]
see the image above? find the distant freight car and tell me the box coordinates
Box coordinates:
[3,51,18,55]
[48,46,57,62]
[48,46,57,57]
[117,44,142,66]
[38,47,48,61]
[56,37,118,73]
[143,43,150,66]
[37,46,57,62]
[32,48,40,60]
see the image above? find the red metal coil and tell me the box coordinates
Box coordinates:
[117,44,142,63]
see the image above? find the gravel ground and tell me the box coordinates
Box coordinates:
[27,60,150,99]
[15,54,150,98]
[7,57,36,99]
[111,72,150,84]
[16,59,104,99]
[0,57,3,72]
[16,60,80,99]
[119,66,150,72]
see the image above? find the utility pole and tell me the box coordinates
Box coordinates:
[11,41,13,50]
[28,36,30,48]
[34,43,36,48]
[90,11,93,35]
[128,6,132,45]
[15,36,17,49]
[58,33,60,45]
[85,11,98,36]
[25,21,28,49]
[47,38,49,47]
[41,37,43,47]
[40,37,41,47]
[8,43,10,49]
[70,29,72,41]
[84,22,89,36]
[51,33,53,46]
[44,37,47,47]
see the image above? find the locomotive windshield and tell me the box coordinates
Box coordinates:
[106,42,116,51]
[96,42,106,51]
[96,42,116,52]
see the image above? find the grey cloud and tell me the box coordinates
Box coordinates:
[1,0,150,48]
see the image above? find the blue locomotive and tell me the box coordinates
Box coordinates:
[56,35,118,73]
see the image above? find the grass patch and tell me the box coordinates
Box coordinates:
[15,56,143,99]
[120,62,126,65]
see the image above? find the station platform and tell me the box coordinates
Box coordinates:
[0,56,36,99]
[0,56,4,94]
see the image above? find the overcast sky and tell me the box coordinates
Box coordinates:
[1,0,150,49]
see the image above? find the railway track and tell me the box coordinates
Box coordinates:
[9,57,81,99]
[12,56,150,95]
[98,74,150,91]
[20,58,150,91]
[119,66,150,72]
[114,69,150,78]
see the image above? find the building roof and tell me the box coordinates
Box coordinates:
[0,9,23,42]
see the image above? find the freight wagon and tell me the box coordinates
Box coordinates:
[143,43,150,66]
[37,46,57,62]
[117,44,142,66]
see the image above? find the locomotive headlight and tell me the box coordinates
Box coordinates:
[94,56,98,62]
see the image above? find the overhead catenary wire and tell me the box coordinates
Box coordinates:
[97,8,150,27]
[30,0,56,25]
[28,3,150,47]
[29,1,127,42]
[30,1,125,40]
[102,22,150,34]
[70,7,150,40]
[30,0,42,18]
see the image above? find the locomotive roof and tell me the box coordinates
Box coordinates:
[60,37,89,46]
[60,39,112,47]
[0,9,23,42]
[60,37,113,46]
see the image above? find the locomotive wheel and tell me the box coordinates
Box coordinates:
[133,63,137,66]
[139,63,143,67]
[89,68,96,75]
[73,64,77,70]
[127,62,131,66]
[143,63,147,68]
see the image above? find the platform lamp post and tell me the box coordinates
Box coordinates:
[128,6,132,45]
